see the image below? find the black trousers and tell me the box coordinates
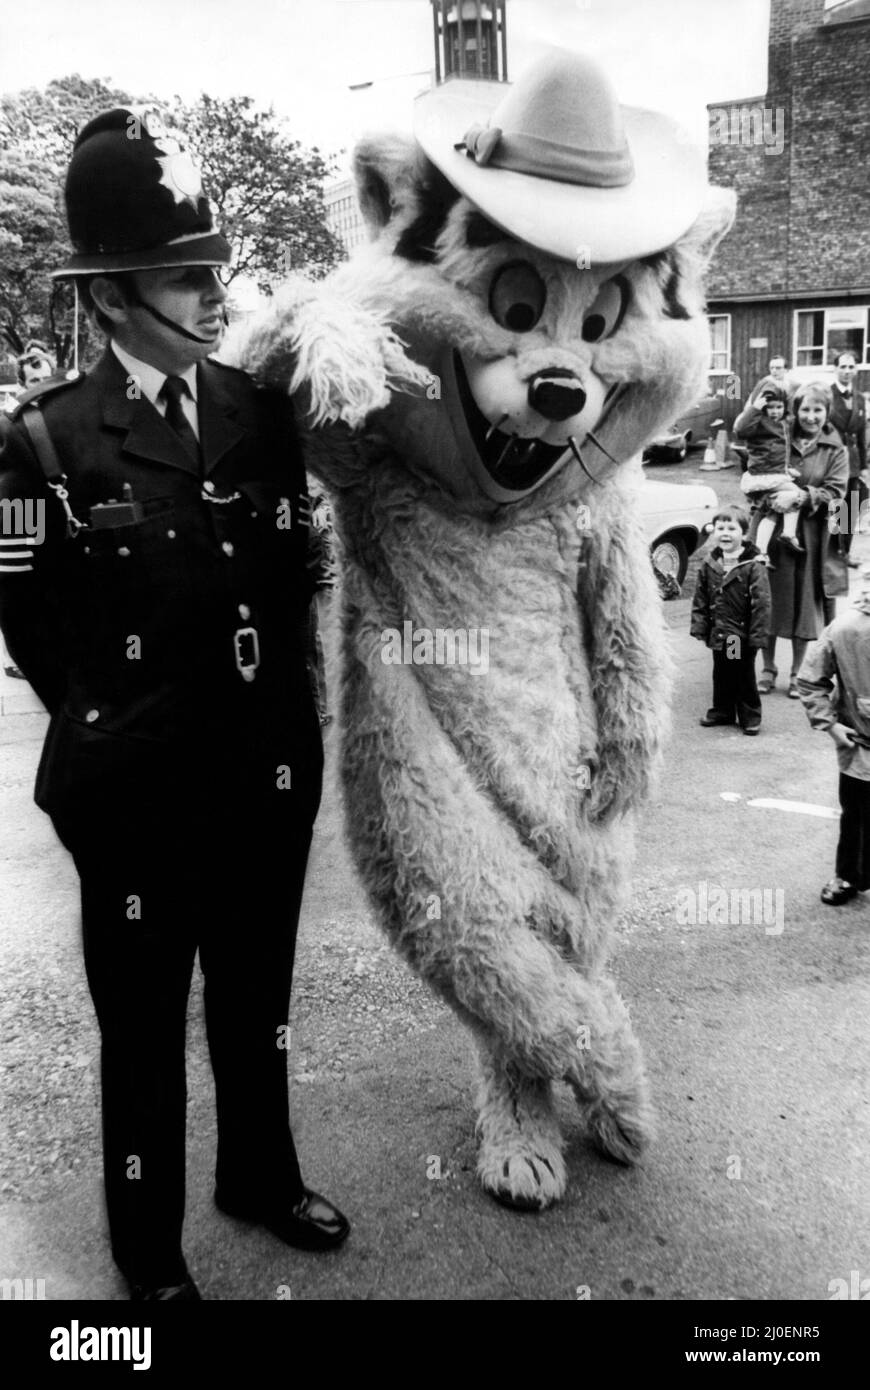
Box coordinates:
[708,644,761,730]
[836,772,870,891]
[59,765,321,1287]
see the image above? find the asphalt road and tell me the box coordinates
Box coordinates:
[1,482,868,1302]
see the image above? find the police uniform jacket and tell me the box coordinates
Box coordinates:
[829,383,867,480]
[0,348,321,833]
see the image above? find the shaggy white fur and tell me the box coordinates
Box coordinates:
[227,134,733,1212]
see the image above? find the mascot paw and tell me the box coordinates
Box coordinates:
[223,275,432,430]
[478,1135,567,1212]
[475,1068,566,1211]
[583,1094,656,1167]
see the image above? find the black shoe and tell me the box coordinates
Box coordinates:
[742,726,760,736]
[699,715,734,727]
[215,1187,350,1251]
[3,665,25,679]
[847,557,860,568]
[123,1252,199,1301]
[820,877,859,906]
[778,535,805,555]
[130,1277,201,1301]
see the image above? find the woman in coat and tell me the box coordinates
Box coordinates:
[753,382,848,697]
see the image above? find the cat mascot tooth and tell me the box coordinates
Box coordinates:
[228,50,734,1212]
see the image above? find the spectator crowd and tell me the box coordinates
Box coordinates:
[691,352,870,908]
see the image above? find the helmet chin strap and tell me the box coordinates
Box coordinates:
[130,295,228,345]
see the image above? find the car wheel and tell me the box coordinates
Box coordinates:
[651,533,689,586]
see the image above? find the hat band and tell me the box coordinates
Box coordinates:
[459,124,634,188]
[74,225,217,257]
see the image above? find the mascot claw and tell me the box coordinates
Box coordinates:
[475,1067,567,1211]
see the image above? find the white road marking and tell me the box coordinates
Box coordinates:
[719,791,839,818]
[747,797,839,819]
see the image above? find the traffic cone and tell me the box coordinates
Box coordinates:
[699,438,718,471]
[715,426,734,467]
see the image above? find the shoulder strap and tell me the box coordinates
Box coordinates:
[20,404,65,483]
[19,404,87,537]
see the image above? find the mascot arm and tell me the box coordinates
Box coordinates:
[577,475,673,824]
[223,272,431,433]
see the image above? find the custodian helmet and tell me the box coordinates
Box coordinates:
[52,106,231,279]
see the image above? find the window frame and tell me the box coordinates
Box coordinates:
[707,313,731,375]
[793,305,869,369]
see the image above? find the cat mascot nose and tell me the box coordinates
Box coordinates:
[527,370,586,422]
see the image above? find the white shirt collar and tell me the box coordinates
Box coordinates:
[110,341,198,406]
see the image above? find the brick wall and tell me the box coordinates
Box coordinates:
[706,0,870,297]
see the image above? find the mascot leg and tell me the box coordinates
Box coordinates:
[473,1039,567,1211]
[343,595,655,1206]
[569,976,655,1166]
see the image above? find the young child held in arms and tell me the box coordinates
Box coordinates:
[734,379,803,564]
[690,505,772,736]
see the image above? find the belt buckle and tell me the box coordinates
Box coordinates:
[233,625,260,682]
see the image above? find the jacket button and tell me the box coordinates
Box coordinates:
[239,603,251,620]
[222,541,234,557]
[167,529,176,539]
[203,481,215,494]
[118,546,131,557]
[85,709,99,723]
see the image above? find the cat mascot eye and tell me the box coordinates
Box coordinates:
[489,261,547,332]
[581,276,629,343]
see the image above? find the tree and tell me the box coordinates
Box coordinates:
[0,76,137,368]
[0,79,342,369]
[171,93,342,290]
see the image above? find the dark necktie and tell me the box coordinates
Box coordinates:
[159,375,201,466]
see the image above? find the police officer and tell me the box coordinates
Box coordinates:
[829,351,868,565]
[0,108,349,1300]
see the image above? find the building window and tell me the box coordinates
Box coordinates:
[795,306,868,367]
[708,314,731,373]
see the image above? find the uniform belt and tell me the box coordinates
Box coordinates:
[233,624,260,682]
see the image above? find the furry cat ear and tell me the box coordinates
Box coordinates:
[353,134,425,234]
[674,186,737,268]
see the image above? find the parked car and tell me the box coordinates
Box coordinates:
[636,476,718,584]
[642,393,726,463]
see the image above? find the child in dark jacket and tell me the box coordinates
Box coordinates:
[734,379,803,562]
[690,505,772,735]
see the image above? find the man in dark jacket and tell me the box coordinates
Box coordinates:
[829,352,868,562]
[0,107,348,1301]
[690,505,772,735]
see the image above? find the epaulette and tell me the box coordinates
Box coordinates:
[10,371,85,419]
[208,357,247,377]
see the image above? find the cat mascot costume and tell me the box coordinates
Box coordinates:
[230,50,734,1212]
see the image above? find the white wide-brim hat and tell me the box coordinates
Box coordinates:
[414,49,707,265]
